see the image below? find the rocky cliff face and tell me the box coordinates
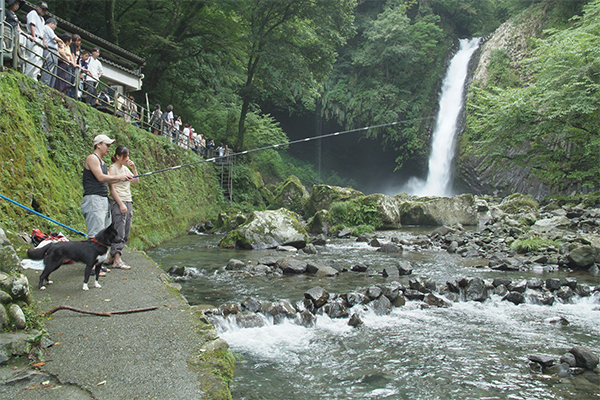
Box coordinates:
[456,5,567,200]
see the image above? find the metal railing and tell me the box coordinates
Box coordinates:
[1,23,150,127]
[2,18,232,165]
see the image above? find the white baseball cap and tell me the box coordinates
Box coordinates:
[93,134,116,146]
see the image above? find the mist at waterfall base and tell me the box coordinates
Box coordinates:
[401,38,482,197]
[264,107,415,194]
[148,234,600,400]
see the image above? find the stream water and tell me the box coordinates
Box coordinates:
[147,232,600,400]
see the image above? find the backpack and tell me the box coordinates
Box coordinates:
[31,229,49,246]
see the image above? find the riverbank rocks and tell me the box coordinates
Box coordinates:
[305,287,330,308]
[277,258,307,274]
[566,245,596,269]
[528,354,556,368]
[357,194,402,229]
[7,304,26,330]
[569,346,599,370]
[528,346,598,378]
[307,210,330,235]
[219,208,308,249]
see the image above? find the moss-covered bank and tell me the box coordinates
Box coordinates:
[0,70,223,249]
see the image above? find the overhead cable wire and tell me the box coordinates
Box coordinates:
[132,116,434,178]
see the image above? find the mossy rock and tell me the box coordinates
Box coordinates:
[269,175,309,214]
[307,209,329,235]
[499,193,539,217]
[219,208,308,249]
[304,185,364,217]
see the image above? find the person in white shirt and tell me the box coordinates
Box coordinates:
[85,48,103,106]
[24,1,48,81]
[40,18,62,88]
[181,124,190,147]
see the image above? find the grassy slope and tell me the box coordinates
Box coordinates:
[0,69,223,250]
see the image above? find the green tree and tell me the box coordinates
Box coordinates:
[233,0,356,150]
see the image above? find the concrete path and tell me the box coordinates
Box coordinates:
[0,248,231,399]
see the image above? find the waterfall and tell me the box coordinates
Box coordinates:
[406,38,481,197]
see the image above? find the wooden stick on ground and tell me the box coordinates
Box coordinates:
[44,305,159,317]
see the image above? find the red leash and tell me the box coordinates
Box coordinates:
[92,238,108,248]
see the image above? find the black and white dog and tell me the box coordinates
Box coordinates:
[27,223,119,291]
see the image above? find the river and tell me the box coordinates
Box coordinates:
[147,230,600,400]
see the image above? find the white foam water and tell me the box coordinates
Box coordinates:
[218,294,600,400]
[405,38,481,197]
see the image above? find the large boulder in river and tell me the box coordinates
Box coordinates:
[531,215,571,233]
[219,208,308,250]
[566,245,596,269]
[304,185,364,217]
[269,175,309,214]
[307,209,330,235]
[569,346,599,370]
[359,194,402,229]
[398,193,477,226]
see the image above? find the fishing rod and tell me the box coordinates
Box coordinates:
[132,116,433,179]
[0,193,87,237]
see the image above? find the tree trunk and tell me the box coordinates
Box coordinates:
[105,0,118,45]
[238,97,250,150]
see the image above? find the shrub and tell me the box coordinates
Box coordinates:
[511,237,559,254]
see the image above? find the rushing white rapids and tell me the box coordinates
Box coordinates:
[405,38,481,197]
[214,294,600,400]
[148,227,600,400]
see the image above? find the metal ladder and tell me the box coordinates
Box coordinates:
[218,155,234,202]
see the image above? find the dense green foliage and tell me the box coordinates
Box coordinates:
[40,0,528,181]
[14,0,600,198]
[462,0,599,192]
[0,70,222,249]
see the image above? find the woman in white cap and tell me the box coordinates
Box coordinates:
[81,134,132,247]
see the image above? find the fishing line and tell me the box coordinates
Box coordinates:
[132,116,433,178]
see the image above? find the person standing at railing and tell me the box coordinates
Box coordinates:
[40,18,62,88]
[4,0,20,29]
[161,104,174,139]
[149,104,161,134]
[85,48,103,106]
[4,0,23,70]
[128,95,139,122]
[54,33,74,94]
[197,132,206,157]
[67,34,82,98]
[24,1,48,81]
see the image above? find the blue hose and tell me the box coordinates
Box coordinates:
[0,193,87,237]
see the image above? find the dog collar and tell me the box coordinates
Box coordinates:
[92,238,108,248]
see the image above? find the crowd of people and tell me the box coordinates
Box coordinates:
[5,0,233,161]
[4,1,136,114]
[148,103,231,160]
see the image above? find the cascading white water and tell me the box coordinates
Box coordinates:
[405,38,481,196]
[149,233,600,400]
